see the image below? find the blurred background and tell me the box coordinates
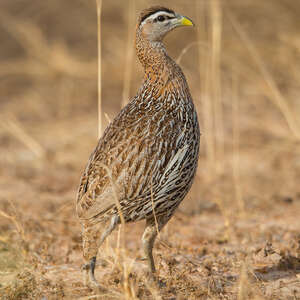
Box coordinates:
[1,0,300,212]
[0,0,299,298]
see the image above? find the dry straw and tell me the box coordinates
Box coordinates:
[231,73,245,215]
[0,114,46,159]
[210,0,225,173]
[121,0,136,108]
[96,0,102,138]
[196,1,216,177]
[0,209,25,242]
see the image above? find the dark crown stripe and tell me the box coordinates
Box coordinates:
[139,6,175,24]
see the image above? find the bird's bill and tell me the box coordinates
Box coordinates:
[177,15,194,27]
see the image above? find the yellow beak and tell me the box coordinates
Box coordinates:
[179,16,194,27]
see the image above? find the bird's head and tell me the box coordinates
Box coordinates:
[137,6,194,42]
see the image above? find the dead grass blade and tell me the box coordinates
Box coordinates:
[0,114,46,159]
[96,0,103,138]
[196,1,216,177]
[0,209,25,241]
[231,73,245,216]
[121,0,135,108]
[150,176,159,237]
[210,0,225,174]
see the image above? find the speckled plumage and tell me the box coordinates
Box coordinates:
[76,6,200,286]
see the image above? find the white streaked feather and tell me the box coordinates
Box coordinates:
[140,11,175,26]
[156,144,189,196]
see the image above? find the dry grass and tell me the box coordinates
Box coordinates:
[0,0,300,299]
[96,0,103,138]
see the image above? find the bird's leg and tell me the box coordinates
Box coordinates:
[82,216,119,288]
[82,256,97,287]
[142,216,170,282]
[82,224,100,287]
[142,222,158,276]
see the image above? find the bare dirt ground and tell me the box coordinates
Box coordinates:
[0,0,300,299]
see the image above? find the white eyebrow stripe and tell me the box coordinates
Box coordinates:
[141,11,175,26]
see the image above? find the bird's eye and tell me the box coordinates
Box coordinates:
[157,16,165,22]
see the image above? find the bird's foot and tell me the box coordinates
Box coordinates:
[145,271,166,289]
[82,257,106,292]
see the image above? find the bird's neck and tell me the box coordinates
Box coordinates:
[135,30,174,75]
[135,29,190,105]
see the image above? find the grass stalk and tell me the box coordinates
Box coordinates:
[210,0,224,173]
[231,73,245,216]
[0,115,46,159]
[121,0,135,108]
[196,0,216,177]
[96,0,102,138]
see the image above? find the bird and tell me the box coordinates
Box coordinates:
[76,6,200,287]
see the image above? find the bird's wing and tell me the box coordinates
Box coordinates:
[76,178,116,220]
[76,97,193,221]
[75,109,152,220]
[76,133,167,221]
[76,134,130,220]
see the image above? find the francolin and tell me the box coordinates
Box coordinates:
[76,6,200,286]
